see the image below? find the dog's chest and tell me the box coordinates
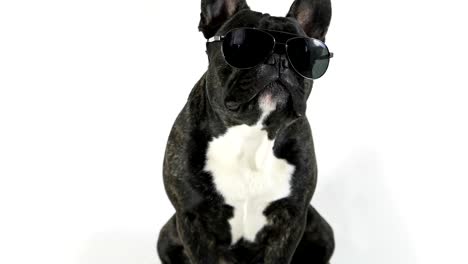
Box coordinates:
[204,122,295,244]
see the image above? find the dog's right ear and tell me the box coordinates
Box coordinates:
[287,0,332,41]
[199,0,250,39]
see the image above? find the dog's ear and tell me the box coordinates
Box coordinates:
[199,0,250,39]
[287,0,332,41]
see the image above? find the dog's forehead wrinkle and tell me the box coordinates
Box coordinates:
[219,10,302,36]
[257,16,303,35]
[218,9,263,34]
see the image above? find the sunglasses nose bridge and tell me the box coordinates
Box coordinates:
[273,42,286,55]
[265,41,288,63]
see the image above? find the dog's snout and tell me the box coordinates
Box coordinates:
[281,55,289,68]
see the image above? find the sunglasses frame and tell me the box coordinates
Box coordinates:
[207,27,334,80]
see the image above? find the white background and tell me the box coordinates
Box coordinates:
[1,0,467,263]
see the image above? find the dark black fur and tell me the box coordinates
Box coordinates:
[157,0,334,263]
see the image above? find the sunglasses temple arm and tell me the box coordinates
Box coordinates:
[316,52,334,60]
[207,36,224,43]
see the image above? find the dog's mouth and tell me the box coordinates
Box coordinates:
[224,81,288,112]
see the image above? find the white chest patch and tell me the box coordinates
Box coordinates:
[204,94,295,244]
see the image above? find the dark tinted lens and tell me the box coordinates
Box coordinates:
[222,28,274,68]
[286,38,330,79]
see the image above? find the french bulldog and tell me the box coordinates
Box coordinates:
[157,0,335,263]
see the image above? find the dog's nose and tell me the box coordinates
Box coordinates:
[266,54,289,69]
[225,100,241,111]
[266,54,277,65]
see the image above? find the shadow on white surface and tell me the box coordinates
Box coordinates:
[79,231,160,264]
[78,152,416,264]
[315,150,417,264]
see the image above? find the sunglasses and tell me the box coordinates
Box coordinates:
[207,27,334,80]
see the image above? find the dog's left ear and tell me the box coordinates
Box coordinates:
[287,0,332,41]
[199,0,250,39]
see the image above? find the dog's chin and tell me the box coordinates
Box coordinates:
[258,82,289,111]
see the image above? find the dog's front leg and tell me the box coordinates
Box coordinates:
[176,211,237,264]
[260,199,308,264]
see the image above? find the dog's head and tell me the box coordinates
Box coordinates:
[200,0,332,124]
